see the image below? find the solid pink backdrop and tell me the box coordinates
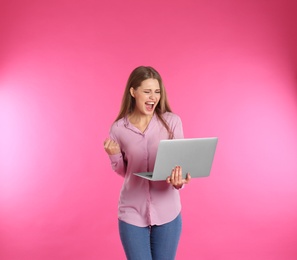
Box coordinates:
[0,0,297,259]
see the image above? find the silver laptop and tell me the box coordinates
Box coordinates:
[133,137,218,181]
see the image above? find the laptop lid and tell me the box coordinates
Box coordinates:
[133,137,218,181]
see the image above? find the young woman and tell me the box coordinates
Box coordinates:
[104,66,191,260]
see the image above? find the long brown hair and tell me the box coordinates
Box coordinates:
[115,66,173,138]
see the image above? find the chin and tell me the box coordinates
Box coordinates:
[143,110,154,116]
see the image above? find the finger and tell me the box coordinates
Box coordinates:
[173,166,177,183]
[175,166,182,182]
[167,167,175,184]
[170,168,176,183]
[104,139,112,150]
[105,137,115,146]
[171,166,181,185]
[169,166,179,184]
[103,139,111,149]
[172,166,177,183]
[178,166,182,181]
[105,139,118,149]
[166,176,171,184]
[110,139,119,148]
[184,173,191,184]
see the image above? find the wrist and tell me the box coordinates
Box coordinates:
[173,184,183,190]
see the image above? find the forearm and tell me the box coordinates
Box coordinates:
[109,153,126,177]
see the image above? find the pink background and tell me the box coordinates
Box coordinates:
[1,0,297,259]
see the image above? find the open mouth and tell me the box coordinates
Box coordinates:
[145,101,155,110]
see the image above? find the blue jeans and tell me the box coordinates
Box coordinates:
[118,214,182,260]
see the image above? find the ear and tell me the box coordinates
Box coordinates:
[130,87,135,98]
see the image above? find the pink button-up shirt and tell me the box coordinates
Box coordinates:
[108,112,184,227]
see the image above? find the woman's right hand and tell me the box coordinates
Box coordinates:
[104,138,121,155]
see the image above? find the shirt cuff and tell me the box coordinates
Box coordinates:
[109,153,122,162]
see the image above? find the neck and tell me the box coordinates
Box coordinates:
[128,112,154,133]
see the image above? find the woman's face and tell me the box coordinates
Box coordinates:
[130,78,161,116]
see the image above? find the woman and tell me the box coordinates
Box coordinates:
[104,66,191,260]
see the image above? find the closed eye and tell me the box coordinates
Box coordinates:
[143,90,161,94]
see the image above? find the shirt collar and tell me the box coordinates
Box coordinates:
[123,113,157,133]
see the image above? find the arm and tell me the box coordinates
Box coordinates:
[104,137,126,177]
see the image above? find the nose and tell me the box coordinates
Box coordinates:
[149,93,157,99]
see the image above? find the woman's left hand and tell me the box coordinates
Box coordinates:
[166,166,191,190]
